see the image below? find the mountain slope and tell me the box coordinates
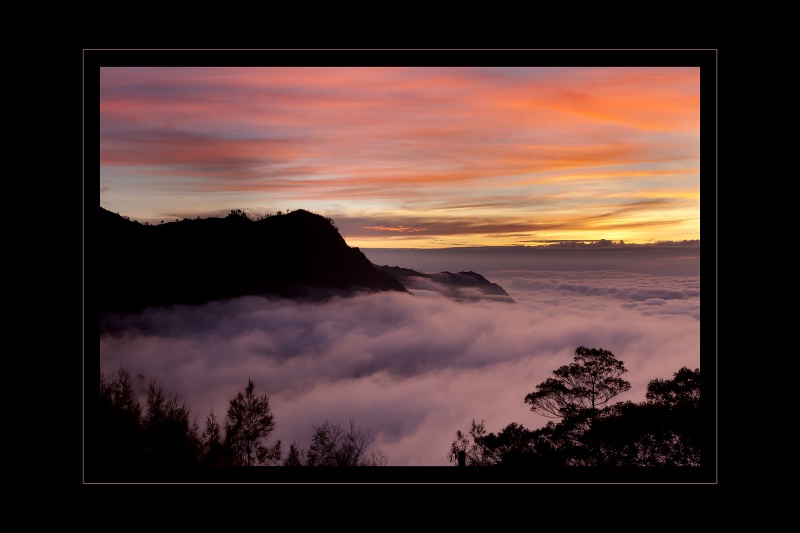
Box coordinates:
[96,207,408,315]
[375,265,516,303]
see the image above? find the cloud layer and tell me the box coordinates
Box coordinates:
[98,267,701,466]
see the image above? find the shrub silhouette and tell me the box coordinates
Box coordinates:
[305,420,387,466]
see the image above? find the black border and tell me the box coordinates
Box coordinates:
[84,49,717,484]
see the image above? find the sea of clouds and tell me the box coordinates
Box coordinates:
[97,254,702,467]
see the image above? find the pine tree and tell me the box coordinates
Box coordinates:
[224,379,282,466]
[201,410,224,467]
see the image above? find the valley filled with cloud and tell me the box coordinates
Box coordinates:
[99,255,701,466]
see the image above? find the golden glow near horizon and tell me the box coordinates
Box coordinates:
[99,65,701,248]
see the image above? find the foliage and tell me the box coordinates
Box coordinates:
[477,422,538,466]
[143,378,201,467]
[643,366,701,465]
[200,410,225,467]
[96,351,701,473]
[449,348,701,468]
[584,368,701,466]
[95,370,387,471]
[305,420,387,466]
[96,367,145,469]
[524,346,631,421]
[646,366,700,407]
[586,401,670,466]
[100,367,143,425]
[283,442,305,466]
[448,417,595,467]
[227,208,251,220]
[447,419,493,466]
[224,379,282,466]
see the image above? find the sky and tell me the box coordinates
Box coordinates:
[98,63,701,248]
[98,258,701,467]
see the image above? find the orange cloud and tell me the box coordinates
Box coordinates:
[363,226,428,233]
[99,65,702,246]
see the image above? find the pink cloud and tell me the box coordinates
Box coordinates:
[98,267,701,466]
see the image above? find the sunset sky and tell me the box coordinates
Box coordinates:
[92,52,713,471]
[98,61,703,248]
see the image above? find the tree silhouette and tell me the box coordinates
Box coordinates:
[224,379,282,466]
[584,400,666,466]
[305,420,387,466]
[449,355,701,468]
[143,378,201,468]
[200,410,224,467]
[646,366,700,407]
[584,367,701,466]
[447,419,493,466]
[524,346,630,423]
[643,366,701,465]
[96,367,145,470]
[475,422,538,466]
[521,347,629,465]
[282,442,305,466]
[227,208,250,220]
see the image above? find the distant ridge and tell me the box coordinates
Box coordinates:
[375,265,516,304]
[96,207,408,315]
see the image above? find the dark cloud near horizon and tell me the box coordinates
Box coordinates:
[362,242,700,278]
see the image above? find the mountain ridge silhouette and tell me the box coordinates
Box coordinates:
[96,206,517,319]
[96,206,408,315]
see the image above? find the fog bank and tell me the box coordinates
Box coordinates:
[98,268,701,466]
